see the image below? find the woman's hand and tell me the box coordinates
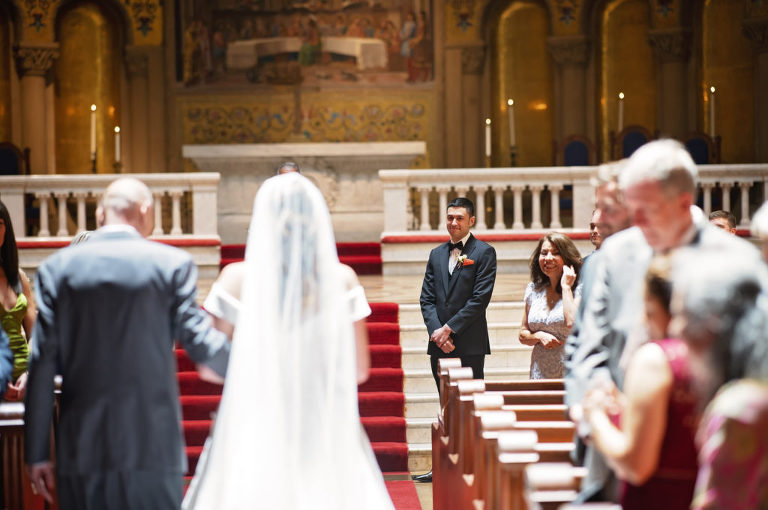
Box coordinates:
[536,332,563,350]
[5,372,28,401]
[561,265,576,290]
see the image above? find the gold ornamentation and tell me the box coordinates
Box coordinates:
[647,28,691,62]
[742,18,768,52]
[14,43,59,76]
[461,46,485,75]
[547,35,589,65]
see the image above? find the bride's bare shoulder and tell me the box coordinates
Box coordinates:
[337,263,360,291]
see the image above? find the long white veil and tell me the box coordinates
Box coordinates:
[184,174,393,509]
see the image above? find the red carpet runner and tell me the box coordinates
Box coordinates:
[177,301,408,477]
[221,243,383,275]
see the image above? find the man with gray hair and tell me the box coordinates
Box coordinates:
[25,177,231,509]
[567,139,761,502]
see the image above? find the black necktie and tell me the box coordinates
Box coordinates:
[449,241,463,251]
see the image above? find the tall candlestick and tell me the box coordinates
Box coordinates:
[114,126,121,163]
[507,99,516,147]
[709,86,716,138]
[90,104,97,162]
[617,92,624,133]
[485,118,491,159]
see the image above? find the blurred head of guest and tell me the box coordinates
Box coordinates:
[709,210,736,234]
[643,255,673,340]
[669,248,768,407]
[96,177,155,238]
[589,209,602,249]
[750,201,768,263]
[277,161,301,175]
[620,140,698,252]
[0,200,20,290]
[591,160,631,243]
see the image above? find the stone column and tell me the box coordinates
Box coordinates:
[648,28,692,139]
[743,19,768,162]
[125,46,149,173]
[547,36,589,140]
[14,43,59,173]
[461,45,485,168]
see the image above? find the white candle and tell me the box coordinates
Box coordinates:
[114,126,121,163]
[617,92,624,133]
[485,118,491,158]
[709,86,716,138]
[507,99,516,147]
[90,104,97,161]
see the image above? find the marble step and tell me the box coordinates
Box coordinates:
[398,302,525,326]
[406,417,436,444]
[403,364,530,393]
[401,344,534,370]
[399,322,522,349]
[408,443,433,472]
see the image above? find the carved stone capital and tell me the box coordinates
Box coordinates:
[461,46,486,75]
[14,43,59,77]
[742,18,768,53]
[647,28,691,62]
[125,47,149,77]
[547,36,589,65]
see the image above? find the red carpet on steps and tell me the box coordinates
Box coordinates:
[385,480,423,510]
[177,301,408,478]
[221,243,383,275]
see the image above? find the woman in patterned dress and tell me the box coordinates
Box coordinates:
[518,232,582,379]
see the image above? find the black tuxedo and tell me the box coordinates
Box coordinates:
[419,233,497,388]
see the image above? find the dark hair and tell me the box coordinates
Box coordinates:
[709,210,736,230]
[0,200,20,294]
[529,232,582,294]
[644,255,672,313]
[447,197,475,217]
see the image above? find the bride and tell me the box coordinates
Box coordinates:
[183,173,394,509]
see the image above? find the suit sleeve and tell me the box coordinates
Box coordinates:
[172,258,231,378]
[419,252,442,336]
[564,253,614,437]
[24,262,59,464]
[445,245,497,336]
[0,329,12,398]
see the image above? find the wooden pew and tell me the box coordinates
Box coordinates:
[494,430,540,510]
[524,463,587,510]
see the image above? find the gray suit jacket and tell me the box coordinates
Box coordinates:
[564,218,761,501]
[24,228,231,476]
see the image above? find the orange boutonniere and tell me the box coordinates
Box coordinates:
[458,255,474,266]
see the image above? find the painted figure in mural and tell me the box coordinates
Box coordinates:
[377,19,400,60]
[197,20,213,81]
[410,10,432,82]
[346,17,365,37]
[331,14,348,35]
[211,28,228,75]
[298,18,322,66]
[239,18,254,40]
[399,11,417,74]
[183,19,205,86]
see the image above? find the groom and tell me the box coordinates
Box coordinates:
[413,197,497,482]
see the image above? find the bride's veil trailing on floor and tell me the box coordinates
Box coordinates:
[184,173,393,509]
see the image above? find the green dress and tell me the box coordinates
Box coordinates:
[1,292,29,380]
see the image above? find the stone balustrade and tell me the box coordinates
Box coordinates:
[0,173,220,239]
[379,164,768,235]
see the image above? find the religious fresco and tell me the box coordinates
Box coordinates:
[180,0,434,87]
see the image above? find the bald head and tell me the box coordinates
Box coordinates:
[97,178,154,237]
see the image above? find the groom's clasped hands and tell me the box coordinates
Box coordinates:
[430,324,455,353]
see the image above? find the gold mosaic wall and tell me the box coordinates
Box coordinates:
[0,13,11,143]
[600,0,656,161]
[181,89,432,164]
[496,1,554,167]
[54,3,121,173]
[703,0,754,162]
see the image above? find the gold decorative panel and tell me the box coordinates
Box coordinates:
[550,0,584,37]
[703,0,754,162]
[600,0,656,161]
[118,0,163,46]
[20,0,61,43]
[54,3,120,173]
[0,13,11,142]
[181,89,431,149]
[446,0,487,43]
[496,1,553,166]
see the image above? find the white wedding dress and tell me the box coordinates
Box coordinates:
[183,174,393,509]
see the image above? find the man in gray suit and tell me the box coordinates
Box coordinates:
[24,178,231,509]
[566,139,762,502]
